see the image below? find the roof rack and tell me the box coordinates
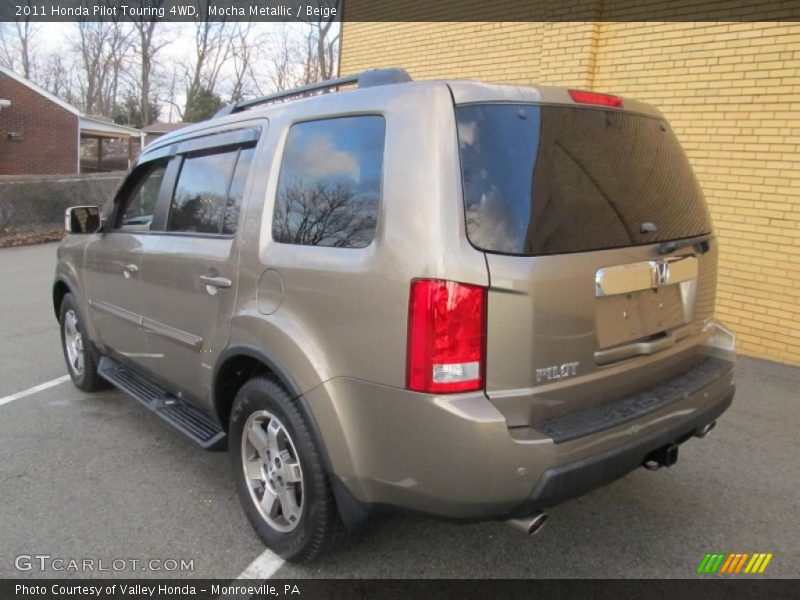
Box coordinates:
[213,67,412,119]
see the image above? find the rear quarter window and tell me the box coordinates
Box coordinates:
[272,115,385,248]
[456,104,712,255]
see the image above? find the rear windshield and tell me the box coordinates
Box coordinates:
[456,104,712,255]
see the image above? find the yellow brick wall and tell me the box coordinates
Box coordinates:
[340,23,546,82]
[340,20,800,366]
[593,22,800,365]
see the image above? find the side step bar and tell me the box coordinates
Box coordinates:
[98,356,226,450]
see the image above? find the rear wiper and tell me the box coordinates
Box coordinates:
[658,234,713,255]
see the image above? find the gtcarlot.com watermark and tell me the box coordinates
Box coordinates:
[15,554,194,573]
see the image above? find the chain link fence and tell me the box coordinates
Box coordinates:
[0,173,122,247]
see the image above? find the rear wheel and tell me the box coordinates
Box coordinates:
[59,293,105,392]
[229,377,342,562]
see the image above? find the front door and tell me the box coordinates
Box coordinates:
[82,160,169,361]
[135,128,260,406]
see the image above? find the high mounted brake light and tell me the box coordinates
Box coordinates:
[568,89,624,108]
[407,279,486,394]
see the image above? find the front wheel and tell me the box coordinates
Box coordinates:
[59,293,106,392]
[229,377,342,563]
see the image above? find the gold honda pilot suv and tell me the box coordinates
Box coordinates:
[53,68,736,562]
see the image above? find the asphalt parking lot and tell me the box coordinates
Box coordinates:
[1,242,798,579]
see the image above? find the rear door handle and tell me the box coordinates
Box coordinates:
[199,275,232,289]
[121,263,138,279]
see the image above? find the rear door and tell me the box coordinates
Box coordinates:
[135,125,261,406]
[455,101,718,426]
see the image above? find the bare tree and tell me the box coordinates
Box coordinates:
[73,21,133,116]
[241,24,306,97]
[267,26,304,92]
[0,21,76,102]
[163,63,184,121]
[300,1,341,83]
[76,22,108,113]
[182,7,232,119]
[309,9,340,81]
[0,25,15,72]
[103,22,133,117]
[0,12,38,79]
[38,54,77,104]
[186,14,230,97]
[133,20,156,125]
[229,22,262,102]
[15,18,36,78]
[301,27,318,85]
[130,1,170,126]
[0,20,341,125]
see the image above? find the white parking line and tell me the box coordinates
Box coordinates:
[214,550,286,599]
[0,375,71,407]
[236,548,286,579]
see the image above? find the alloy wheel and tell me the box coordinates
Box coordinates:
[63,309,84,376]
[241,410,304,532]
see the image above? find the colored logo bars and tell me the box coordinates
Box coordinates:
[697,552,774,574]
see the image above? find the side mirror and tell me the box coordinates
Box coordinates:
[65,206,102,234]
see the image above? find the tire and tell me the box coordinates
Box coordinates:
[229,376,342,563]
[59,292,106,392]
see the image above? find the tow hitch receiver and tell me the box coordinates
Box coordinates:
[643,443,679,471]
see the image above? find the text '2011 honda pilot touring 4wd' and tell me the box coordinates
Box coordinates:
[54,68,736,562]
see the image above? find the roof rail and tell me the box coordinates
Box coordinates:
[213,67,412,119]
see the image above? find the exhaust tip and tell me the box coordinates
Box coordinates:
[696,421,716,438]
[507,511,547,536]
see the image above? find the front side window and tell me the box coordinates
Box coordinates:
[116,162,167,231]
[272,116,385,248]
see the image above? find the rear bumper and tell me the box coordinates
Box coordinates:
[512,383,733,515]
[305,356,734,521]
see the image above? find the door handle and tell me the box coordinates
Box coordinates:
[121,263,138,279]
[199,275,232,289]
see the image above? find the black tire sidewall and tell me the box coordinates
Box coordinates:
[229,377,333,561]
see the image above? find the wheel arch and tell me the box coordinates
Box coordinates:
[213,345,305,431]
[213,344,372,530]
[52,278,72,319]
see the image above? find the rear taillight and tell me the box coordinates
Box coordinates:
[406,279,486,394]
[568,89,623,108]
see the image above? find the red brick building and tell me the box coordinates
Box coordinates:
[0,66,143,175]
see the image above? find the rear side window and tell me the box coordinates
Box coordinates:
[456,104,711,255]
[116,162,167,231]
[168,146,253,235]
[272,116,385,248]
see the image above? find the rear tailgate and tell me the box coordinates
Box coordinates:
[455,99,720,427]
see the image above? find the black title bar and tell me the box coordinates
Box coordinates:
[1,579,798,600]
[2,0,800,22]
